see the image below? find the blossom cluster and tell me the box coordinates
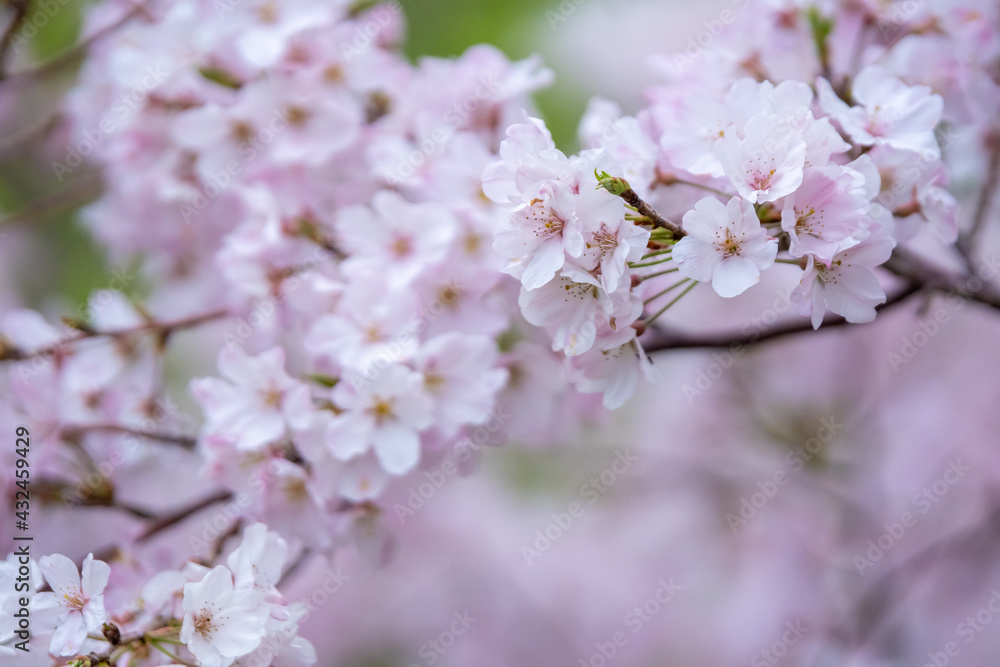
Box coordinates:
[2,524,310,666]
[0,0,998,664]
[492,0,998,402]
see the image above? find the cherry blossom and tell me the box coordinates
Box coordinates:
[180,566,270,667]
[34,553,110,656]
[672,197,778,298]
[817,65,944,158]
[192,346,314,452]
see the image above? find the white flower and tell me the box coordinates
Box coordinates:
[326,364,434,475]
[672,197,778,298]
[714,114,807,203]
[180,566,270,667]
[792,221,897,329]
[817,65,943,158]
[493,181,585,290]
[227,523,289,593]
[518,269,613,357]
[192,346,314,452]
[34,553,109,657]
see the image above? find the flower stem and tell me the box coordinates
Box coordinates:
[643,278,693,305]
[149,639,198,667]
[629,256,674,269]
[644,280,697,325]
[641,268,681,281]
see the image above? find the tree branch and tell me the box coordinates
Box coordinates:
[641,283,922,353]
[136,490,234,543]
[60,423,197,450]
[1,308,230,362]
[0,0,29,80]
[3,1,151,83]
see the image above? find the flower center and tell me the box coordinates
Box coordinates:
[749,168,776,191]
[195,612,217,638]
[370,398,395,424]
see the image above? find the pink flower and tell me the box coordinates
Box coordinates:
[518,269,614,357]
[413,333,508,437]
[34,553,110,657]
[192,346,313,451]
[672,197,778,298]
[792,223,897,329]
[714,114,808,203]
[326,364,433,475]
[817,65,944,158]
[781,164,873,263]
[567,339,659,409]
[493,181,586,290]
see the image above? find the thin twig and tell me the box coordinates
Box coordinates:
[1,308,230,362]
[136,490,234,543]
[0,0,29,80]
[61,423,197,450]
[642,283,921,353]
[3,1,150,83]
[0,172,104,227]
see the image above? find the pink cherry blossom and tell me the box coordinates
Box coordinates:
[192,346,313,452]
[326,364,433,475]
[817,65,944,158]
[672,197,778,298]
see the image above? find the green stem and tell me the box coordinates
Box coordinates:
[666,178,733,199]
[641,268,681,281]
[629,256,674,269]
[643,278,693,305]
[645,281,698,325]
[640,248,673,260]
[149,639,198,667]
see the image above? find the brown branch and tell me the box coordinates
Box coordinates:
[642,283,922,353]
[3,1,150,83]
[0,171,104,226]
[956,130,1000,271]
[884,246,1000,311]
[136,490,234,543]
[620,187,686,238]
[1,308,230,362]
[0,0,29,80]
[60,423,197,450]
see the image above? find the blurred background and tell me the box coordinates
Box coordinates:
[4,1,1000,666]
